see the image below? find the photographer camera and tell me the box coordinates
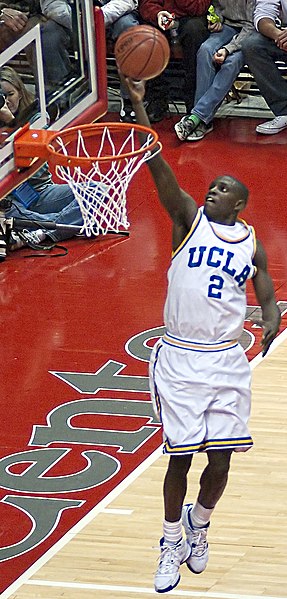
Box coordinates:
[0,91,5,109]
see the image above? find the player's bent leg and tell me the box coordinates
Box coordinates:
[183,450,233,574]
[154,455,193,592]
[198,449,233,508]
[163,455,193,521]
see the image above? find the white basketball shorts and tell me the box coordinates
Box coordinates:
[149,338,253,454]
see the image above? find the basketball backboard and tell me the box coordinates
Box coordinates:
[0,0,107,200]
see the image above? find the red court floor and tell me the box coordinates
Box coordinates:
[0,114,286,596]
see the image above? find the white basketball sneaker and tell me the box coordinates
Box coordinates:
[182,504,209,574]
[154,537,191,593]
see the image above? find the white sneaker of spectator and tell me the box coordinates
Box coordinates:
[256,115,287,135]
[9,229,47,251]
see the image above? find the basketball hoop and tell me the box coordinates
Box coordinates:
[44,122,161,237]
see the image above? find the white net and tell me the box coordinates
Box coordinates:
[52,125,160,237]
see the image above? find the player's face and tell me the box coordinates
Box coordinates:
[203,176,242,224]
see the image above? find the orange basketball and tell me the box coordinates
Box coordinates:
[114,25,170,80]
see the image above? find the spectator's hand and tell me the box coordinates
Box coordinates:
[276,27,287,51]
[0,8,28,32]
[0,101,15,125]
[213,47,229,64]
[208,21,222,33]
[157,11,175,31]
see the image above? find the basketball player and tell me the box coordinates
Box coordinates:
[122,76,281,593]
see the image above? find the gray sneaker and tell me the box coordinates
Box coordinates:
[183,122,213,142]
[174,115,199,141]
[182,504,209,574]
[154,536,191,593]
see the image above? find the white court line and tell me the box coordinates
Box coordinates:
[3,326,287,599]
[25,580,287,599]
[103,508,133,514]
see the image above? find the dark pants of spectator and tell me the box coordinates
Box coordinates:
[109,11,140,100]
[0,16,73,90]
[242,31,287,116]
[146,16,208,113]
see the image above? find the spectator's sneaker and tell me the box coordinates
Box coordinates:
[146,98,169,123]
[182,122,213,142]
[174,115,200,140]
[182,504,209,574]
[154,537,191,593]
[9,229,47,251]
[256,116,287,135]
[119,98,136,123]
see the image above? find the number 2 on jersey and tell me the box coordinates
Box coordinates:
[208,275,224,298]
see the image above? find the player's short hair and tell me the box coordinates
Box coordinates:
[231,176,249,205]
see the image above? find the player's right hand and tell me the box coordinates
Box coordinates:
[1,8,28,32]
[123,76,146,104]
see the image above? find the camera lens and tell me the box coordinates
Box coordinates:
[0,92,6,109]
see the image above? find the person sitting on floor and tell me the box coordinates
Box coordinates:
[241,0,287,135]
[174,0,255,142]
[138,0,210,123]
[0,66,89,250]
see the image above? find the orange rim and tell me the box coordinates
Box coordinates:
[46,122,159,168]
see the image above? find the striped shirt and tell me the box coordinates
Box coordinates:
[253,0,287,30]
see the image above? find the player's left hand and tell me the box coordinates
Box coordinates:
[260,321,280,357]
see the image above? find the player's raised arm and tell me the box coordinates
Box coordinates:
[252,239,281,356]
[122,76,198,238]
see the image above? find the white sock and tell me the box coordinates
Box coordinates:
[190,501,214,528]
[163,519,182,545]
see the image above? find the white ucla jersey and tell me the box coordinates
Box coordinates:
[164,207,257,345]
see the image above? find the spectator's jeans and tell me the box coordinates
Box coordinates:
[111,11,139,40]
[192,25,245,124]
[6,184,83,242]
[242,31,287,116]
[145,16,208,112]
[0,16,72,89]
[109,11,140,100]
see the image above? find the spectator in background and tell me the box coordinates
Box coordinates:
[0,66,88,249]
[0,0,73,91]
[95,0,140,122]
[0,66,36,128]
[139,0,210,122]
[175,0,255,142]
[242,0,287,135]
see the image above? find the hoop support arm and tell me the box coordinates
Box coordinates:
[14,125,56,168]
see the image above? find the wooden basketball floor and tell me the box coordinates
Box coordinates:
[2,114,287,598]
